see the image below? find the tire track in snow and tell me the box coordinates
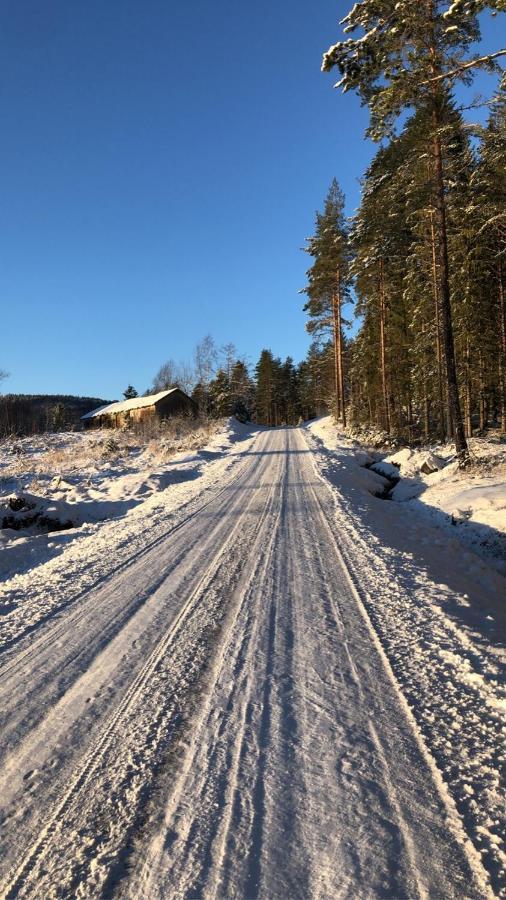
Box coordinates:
[127,431,291,899]
[303,424,504,895]
[0,448,267,763]
[302,475,431,899]
[0,432,260,657]
[301,427,494,898]
[277,460,429,899]
[0,430,284,899]
[124,428,489,900]
[0,427,496,899]
[0,441,260,672]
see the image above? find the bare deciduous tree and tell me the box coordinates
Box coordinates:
[220,342,238,379]
[194,335,218,387]
[152,359,195,395]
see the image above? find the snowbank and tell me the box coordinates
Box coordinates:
[307,417,506,575]
[385,441,506,572]
[303,417,392,497]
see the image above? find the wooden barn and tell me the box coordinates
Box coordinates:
[81,388,196,428]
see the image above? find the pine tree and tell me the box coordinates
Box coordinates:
[322,1,503,459]
[255,350,280,426]
[470,95,506,431]
[208,369,231,418]
[350,126,415,436]
[51,402,69,432]
[123,385,138,400]
[191,381,209,416]
[403,102,478,441]
[229,360,254,421]
[299,341,336,420]
[303,179,352,426]
[276,357,301,425]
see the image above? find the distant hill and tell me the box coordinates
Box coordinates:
[0,394,112,437]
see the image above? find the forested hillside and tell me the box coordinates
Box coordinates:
[0,395,110,437]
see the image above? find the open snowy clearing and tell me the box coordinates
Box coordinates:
[0,421,504,898]
[0,420,229,584]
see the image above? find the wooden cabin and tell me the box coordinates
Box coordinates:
[81,388,196,428]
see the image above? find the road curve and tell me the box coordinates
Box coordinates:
[0,427,490,899]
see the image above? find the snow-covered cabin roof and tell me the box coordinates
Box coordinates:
[81,389,180,420]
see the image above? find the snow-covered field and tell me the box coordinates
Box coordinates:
[0,420,262,645]
[0,418,504,898]
[0,420,237,576]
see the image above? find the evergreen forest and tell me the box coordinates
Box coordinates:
[187,1,506,461]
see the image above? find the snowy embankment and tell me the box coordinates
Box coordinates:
[0,419,261,646]
[303,417,506,892]
[382,440,506,574]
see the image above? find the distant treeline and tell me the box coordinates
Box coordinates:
[0,395,110,437]
[187,351,325,427]
[150,337,322,427]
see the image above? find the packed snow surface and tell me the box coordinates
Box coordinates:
[0,419,504,898]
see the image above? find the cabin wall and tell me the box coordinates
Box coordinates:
[84,407,156,428]
[154,392,196,418]
[85,393,195,429]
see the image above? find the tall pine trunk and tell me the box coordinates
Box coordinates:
[478,349,486,432]
[429,208,447,441]
[427,9,469,462]
[336,270,346,428]
[498,258,506,434]
[464,339,472,437]
[332,291,341,421]
[379,258,390,433]
[431,113,469,461]
[332,292,341,422]
[332,275,346,428]
[422,324,430,440]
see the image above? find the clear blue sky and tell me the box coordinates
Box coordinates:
[0,1,501,399]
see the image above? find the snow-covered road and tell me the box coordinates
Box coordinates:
[0,427,500,898]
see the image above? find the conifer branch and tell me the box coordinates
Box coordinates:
[421,49,506,84]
